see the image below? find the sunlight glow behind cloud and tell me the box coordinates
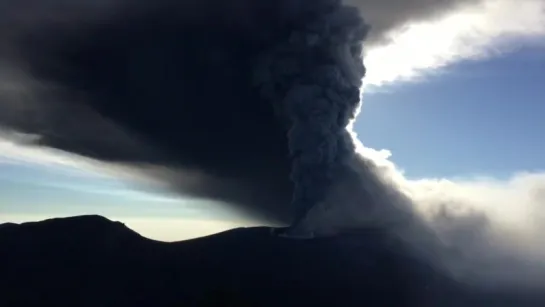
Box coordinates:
[364,0,545,87]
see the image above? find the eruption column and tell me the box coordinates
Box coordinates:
[253,3,369,235]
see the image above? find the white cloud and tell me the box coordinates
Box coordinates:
[363,0,545,87]
[299,138,545,289]
[406,171,545,251]
[0,133,110,177]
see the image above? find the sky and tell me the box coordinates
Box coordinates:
[1,0,544,241]
[359,45,545,179]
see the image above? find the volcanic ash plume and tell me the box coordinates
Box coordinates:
[0,0,371,229]
[252,3,369,235]
[2,0,545,292]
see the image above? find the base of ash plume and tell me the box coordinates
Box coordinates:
[1,215,544,307]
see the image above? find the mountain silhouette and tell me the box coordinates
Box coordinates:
[1,215,543,307]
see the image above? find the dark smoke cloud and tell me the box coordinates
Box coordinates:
[0,0,368,225]
[0,0,488,224]
[252,4,368,225]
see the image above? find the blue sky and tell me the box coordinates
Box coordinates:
[358,46,545,179]
[1,0,544,241]
[0,159,249,241]
[0,159,241,219]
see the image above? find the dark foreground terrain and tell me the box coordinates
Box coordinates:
[0,215,544,307]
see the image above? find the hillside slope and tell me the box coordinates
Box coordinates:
[0,215,543,306]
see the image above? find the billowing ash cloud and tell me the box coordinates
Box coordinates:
[252,4,367,227]
[1,0,545,292]
[0,0,489,224]
[0,0,376,226]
